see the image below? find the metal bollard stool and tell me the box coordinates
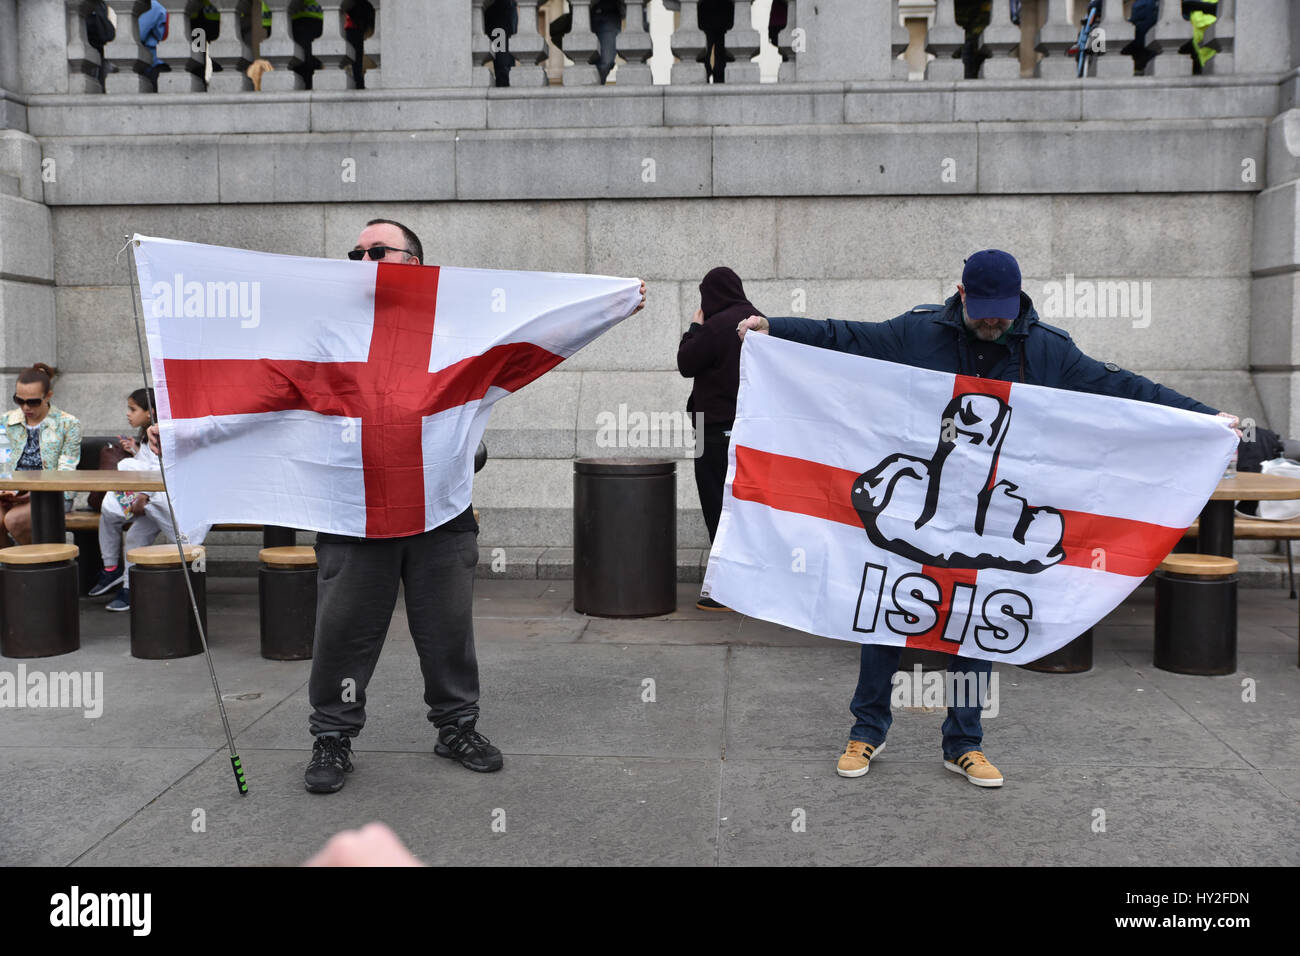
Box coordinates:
[262,526,297,549]
[1154,554,1238,675]
[127,544,206,660]
[258,546,317,661]
[1020,629,1093,674]
[574,459,676,617]
[0,544,80,658]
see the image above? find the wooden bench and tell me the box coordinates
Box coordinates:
[1183,516,1300,598]
[64,511,294,594]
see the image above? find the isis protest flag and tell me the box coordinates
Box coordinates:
[133,235,643,539]
[702,334,1238,665]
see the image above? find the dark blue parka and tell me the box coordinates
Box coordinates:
[767,292,1218,416]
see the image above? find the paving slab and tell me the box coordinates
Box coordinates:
[2,578,1296,867]
[0,746,217,866]
[72,750,720,867]
[1116,651,1300,771]
[2,600,309,751]
[717,761,1299,867]
[233,641,728,760]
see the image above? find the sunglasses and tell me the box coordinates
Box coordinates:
[13,395,45,408]
[347,245,413,261]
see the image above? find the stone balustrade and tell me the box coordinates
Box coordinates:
[901,0,1235,80]
[63,0,382,93]
[58,0,813,92]
[45,1,1254,95]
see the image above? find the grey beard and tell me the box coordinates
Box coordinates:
[968,323,1008,341]
[962,305,1012,341]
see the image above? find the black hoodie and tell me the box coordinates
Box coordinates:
[676,267,761,426]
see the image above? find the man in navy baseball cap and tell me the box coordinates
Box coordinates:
[736,248,1241,791]
[960,248,1022,342]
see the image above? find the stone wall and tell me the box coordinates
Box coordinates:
[45,187,1259,554]
[1,0,1298,575]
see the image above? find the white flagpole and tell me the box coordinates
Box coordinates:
[118,236,248,797]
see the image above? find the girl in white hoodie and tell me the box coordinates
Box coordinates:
[90,388,210,611]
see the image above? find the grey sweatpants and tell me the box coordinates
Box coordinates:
[308,527,480,738]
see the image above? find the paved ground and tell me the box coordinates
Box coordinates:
[2,578,1298,867]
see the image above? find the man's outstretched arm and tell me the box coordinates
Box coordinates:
[738,314,904,361]
[1058,340,1219,415]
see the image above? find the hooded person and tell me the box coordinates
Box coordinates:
[677,266,762,610]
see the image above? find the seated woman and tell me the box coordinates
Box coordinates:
[0,363,82,545]
[89,387,157,600]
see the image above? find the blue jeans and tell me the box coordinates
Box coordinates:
[849,644,992,761]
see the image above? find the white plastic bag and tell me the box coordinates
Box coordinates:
[1256,457,1300,520]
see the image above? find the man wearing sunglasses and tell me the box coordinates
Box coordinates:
[308,217,644,793]
[306,219,487,794]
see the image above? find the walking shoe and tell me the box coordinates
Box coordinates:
[304,735,354,794]
[88,568,125,597]
[944,750,1004,788]
[105,588,131,612]
[696,596,732,611]
[836,740,885,778]
[435,718,503,773]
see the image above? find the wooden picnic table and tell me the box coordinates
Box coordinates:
[1198,472,1300,557]
[0,470,164,544]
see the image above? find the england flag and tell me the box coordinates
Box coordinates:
[702,333,1237,665]
[133,235,642,539]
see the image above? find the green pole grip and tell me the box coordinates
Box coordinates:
[231,754,249,795]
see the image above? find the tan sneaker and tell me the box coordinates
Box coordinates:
[836,740,885,778]
[944,750,1004,787]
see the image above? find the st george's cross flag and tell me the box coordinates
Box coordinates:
[701,333,1238,665]
[133,235,642,539]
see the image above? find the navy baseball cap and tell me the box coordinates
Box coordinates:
[962,249,1022,320]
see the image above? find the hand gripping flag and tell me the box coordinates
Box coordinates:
[133,235,643,539]
[702,334,1238,665]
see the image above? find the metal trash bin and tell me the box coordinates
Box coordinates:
[1020,629,1093,674]
[574,459,676,617]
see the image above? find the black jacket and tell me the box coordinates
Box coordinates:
[677,267,760,425]
[484,0,518,35]
[698,0,735,33]
[768,292,1218,415]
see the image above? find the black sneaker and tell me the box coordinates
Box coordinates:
[105,588,131,612]
[88,568,125,597]
[304,735,353,794]
[435,719,503,773]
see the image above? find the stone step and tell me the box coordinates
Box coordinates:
[200,548,1298,588]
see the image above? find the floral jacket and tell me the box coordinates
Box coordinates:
[4,405,83,502]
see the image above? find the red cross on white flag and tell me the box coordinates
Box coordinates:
[134,235,643,539]
[702,334,1237,665]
